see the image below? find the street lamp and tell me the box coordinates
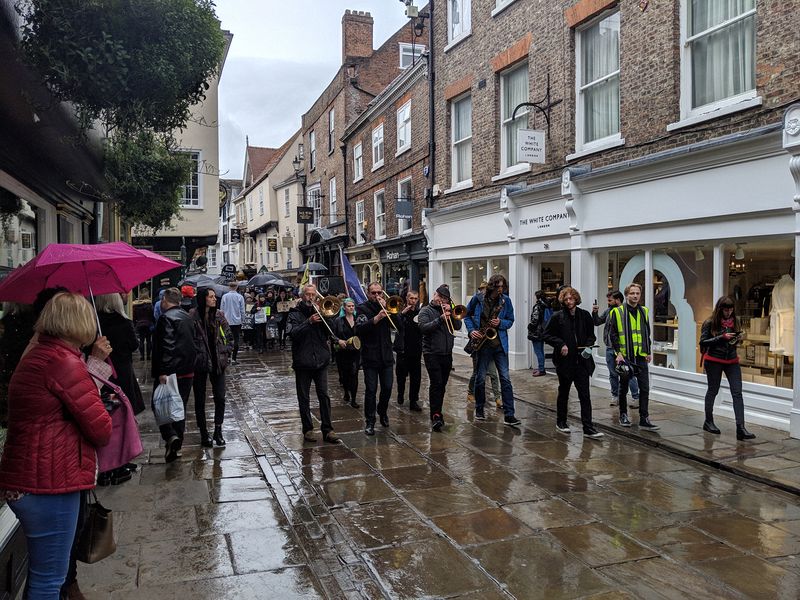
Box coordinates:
[293,155,308,253]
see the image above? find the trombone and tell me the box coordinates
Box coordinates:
[310,290,341,340]
[444,302,467,335]
[379,290,404,331]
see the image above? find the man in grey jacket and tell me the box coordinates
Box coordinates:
[417,285,462,431]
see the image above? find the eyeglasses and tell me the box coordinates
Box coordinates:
[370,291,382,295]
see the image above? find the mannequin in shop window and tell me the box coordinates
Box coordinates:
[769,274,794,356]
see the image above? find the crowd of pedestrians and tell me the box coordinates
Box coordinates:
[0,268,762,598]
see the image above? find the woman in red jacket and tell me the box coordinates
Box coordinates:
[0,292,112,599]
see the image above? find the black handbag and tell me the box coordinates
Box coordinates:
[76,491,116,564]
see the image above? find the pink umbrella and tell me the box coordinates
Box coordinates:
[0,241,180,304]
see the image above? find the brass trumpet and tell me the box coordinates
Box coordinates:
[310,291,341,339]
[444,302,468,335]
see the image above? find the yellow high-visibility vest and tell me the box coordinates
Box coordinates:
[612,305,649,358]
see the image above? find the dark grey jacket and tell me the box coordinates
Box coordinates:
[286,302,334,370]
[417,303,461,355]
[355,300,394,368]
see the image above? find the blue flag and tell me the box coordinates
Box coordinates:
[340,247,367,304]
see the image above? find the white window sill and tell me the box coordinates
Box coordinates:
[444,32,472,54]
[491,0,520,17]
[353,175,363,184]
[398,228,413,236]
[444,179,473,194]
[371,161,384,172]
[491,163,531,182]
[566,137,625,161]
[667,96,762,131]
[376,235,387,241]
[181,205,203,210]
[395,145,411,158]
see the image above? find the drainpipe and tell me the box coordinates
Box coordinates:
[426,3,435,209]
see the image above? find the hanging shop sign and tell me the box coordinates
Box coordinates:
[517,129,546,164]
[297,207,314,224]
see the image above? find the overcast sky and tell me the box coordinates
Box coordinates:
[215,1,411,181]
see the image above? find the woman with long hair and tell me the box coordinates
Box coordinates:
[191,287,233,447]
[251,293,269,353]
[334,298,360,408]
[699,296,755,440]
[0,293,112,599]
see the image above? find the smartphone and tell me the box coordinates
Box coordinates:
[594,299,597,305]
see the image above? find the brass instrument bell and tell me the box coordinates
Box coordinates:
[384,295,405,314]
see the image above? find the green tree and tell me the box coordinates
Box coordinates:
[16,0,226,229]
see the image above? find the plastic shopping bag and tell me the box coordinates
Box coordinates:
[152,374,185,426]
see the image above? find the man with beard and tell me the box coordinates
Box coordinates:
[542,286,603,438]
[394,290,422,412]
[286,284,340,444]
[465,274,521,426]
[356,282,395,435]
[417,285,461,431]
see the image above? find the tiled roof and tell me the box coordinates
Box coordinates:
[246,146,277,181]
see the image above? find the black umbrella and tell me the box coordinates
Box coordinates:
[179,274,216,287]
[197,283,229,298]
[264,278,294,288]
[297,262,327,273]
[247,273,280,287]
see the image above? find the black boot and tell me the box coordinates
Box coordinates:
[213,425,226,447]
[736,425,756,440]
[702,420,721,434]
[199,427,213,447]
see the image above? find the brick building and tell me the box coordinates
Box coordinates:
[299,9,420,275]
[342,58,430,298]
[421,0,800,431]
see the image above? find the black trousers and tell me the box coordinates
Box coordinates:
[155,375,193,443]
[556,365,594,430]
[254,323,267,351]
[396,352,422,404]
[193,370,226,432]
[424,353,452,419]
[295,367,333,434]
[136,325,151,359]
[619,356,651,419]
[337,351,360,401]
[277,320,287,347]
[704,360,746,425]
[229,325,241,360]
[363,365,393,423]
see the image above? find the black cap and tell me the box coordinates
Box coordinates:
[436,285,451,301]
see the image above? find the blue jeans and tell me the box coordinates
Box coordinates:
[605,347,639,399]
[9,492,80,599]
[474,346,515,417]
[363,365,393,423]
[532,340,546,373]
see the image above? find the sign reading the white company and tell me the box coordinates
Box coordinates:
[517,129,546,164]
[518,200,569,238]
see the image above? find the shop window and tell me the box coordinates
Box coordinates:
[490,258,509,283]
[541,261,567,303]
[384,263,408,297]
[725,239,794,389]
[464,260,486,299]
[444,261,463,305]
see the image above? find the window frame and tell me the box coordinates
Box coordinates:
[353,142,363,182]
[451,93,473,188]
[499,63,529,173]
[396,100,412,155]
[258,187,264,216]
[307,184,322,228]
[248,198,253,221]
[179,150,201,208]
[399,42,425,68]
[447,0,472,45]
[356,199,366,245]
[676,0,759,125]
[329,177,337,224]
[284,188,290,217]
[397,176,413,235]
[309,131,316,170]
[574,10,622,154]
[372,124,385,171]
[374,189,386,240]
[328,109,335,154]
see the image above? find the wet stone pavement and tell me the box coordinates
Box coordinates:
[80,348,800,599]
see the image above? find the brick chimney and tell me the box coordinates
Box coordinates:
[342,10,373,63]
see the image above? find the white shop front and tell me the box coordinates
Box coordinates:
[425,117,800,434]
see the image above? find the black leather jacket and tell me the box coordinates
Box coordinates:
[152,306,197,377]
[699,318,741,362]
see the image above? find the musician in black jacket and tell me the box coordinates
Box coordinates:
[394,290,422,412]
[418,285,462,431]
[542,286,603,439]
[333,298,360,409]
[286,284,340,444]
[355,282,395,436]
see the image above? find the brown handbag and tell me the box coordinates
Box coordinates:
[76,491,116,564]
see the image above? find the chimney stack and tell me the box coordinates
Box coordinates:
[342,10,374,64]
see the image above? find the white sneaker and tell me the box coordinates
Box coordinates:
[556,422,571,434]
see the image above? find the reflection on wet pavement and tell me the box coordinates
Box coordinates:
[80,350,800,599]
